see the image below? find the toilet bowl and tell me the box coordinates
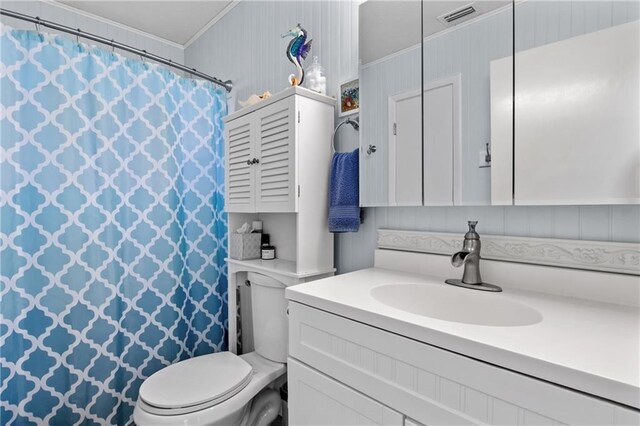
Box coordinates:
[133,272,288,425]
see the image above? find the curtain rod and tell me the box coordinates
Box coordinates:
[0,8,233,92]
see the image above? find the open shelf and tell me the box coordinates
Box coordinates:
[226,258,335,279]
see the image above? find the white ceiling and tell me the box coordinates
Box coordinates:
[56,0,234,45]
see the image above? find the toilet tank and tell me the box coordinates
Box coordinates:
[248,272,288,363]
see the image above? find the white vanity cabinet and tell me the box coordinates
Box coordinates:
[224,87,335,213]
[288,301,639,426]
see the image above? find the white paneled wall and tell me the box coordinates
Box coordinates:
[185,0,360,121]
[182,0,640,274]
[0,1,184,65]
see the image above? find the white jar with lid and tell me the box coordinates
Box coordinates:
[305,56,326,95]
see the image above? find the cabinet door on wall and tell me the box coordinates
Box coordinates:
[225,114,255,212]
[288,358,404,426]
[255,97,296,212]
[514,20,639,205]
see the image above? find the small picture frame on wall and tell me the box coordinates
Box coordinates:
[338,77,359,117]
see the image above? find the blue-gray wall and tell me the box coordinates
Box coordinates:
[184,0,640,274]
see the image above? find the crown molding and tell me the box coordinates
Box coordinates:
[377,229,640,275]
[183,0,241,49]
[46,0,183,49]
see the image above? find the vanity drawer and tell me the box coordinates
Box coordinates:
[288,302,639,426]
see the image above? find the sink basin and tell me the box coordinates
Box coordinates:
[370,283,543,327]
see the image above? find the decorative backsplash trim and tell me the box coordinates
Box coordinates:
[377,229,640,275]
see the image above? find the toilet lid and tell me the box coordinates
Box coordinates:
[139,352,253,411]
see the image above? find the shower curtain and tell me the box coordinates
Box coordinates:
[0,25,228,425]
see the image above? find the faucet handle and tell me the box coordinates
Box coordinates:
[465,221,479,240]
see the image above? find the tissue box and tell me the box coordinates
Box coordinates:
[229,233,261,260]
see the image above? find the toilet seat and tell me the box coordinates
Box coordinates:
[138,352,253,416]
[134,352,287,425]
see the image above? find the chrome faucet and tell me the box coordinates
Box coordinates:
[445,221,502,292]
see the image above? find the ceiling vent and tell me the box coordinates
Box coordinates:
[438,4,477,26]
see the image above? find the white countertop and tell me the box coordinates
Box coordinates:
[286,267,640,409]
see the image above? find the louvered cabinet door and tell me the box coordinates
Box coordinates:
[255,98,296,212]
[225,115,255,212]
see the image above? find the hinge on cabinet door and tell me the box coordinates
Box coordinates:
[297,111,300,123]
[298,185,300,197]
[393,123,397,136]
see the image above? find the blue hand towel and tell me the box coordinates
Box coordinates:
[329,148,360,233]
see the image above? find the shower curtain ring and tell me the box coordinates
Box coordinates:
[110,39,115,53]
[76,28,81,44]
[34,17,41,33]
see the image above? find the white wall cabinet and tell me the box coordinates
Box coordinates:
[225,87,334,213]
[288,302,640,426]
[225,97,295,213]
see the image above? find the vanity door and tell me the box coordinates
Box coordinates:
[288,358,404,426]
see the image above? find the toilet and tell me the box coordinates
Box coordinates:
[133,272,288,425]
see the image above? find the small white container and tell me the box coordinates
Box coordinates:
[306,56,326,95]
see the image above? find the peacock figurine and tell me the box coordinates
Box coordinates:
[281,23,313,86]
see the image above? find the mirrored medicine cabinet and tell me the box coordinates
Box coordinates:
[358,0,639,207]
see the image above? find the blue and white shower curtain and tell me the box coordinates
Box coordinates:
[0,25,228,424]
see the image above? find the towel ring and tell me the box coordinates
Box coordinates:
[332,118,359,153]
